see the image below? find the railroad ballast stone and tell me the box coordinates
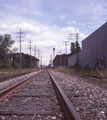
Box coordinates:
[50,70,107,120]
[0,70,65,120]
[0,71,41,91]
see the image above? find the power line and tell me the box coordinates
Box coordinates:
[16,29,24,69]
[34,45,37,67]
[38,49,40,59]
[68,33,79,65]
[63,41,70,67]
[63,41,70,55]
[41,49,42,67]
[58,50,62,67]
[28,40,33,67]
[34,45,37,58]
[38,49,40,67]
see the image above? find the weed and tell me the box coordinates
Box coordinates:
[51,67,107,84]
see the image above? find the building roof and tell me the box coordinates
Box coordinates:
[7,52,39,61]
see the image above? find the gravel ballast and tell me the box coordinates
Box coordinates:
[0,70,65,120]
[0,71,41,91]
[50,70,107,120]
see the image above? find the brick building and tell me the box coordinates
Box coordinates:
[55,54,70,67]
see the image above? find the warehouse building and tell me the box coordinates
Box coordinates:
[68,22,107,69]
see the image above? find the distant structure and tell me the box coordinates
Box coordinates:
[55,54,71,67]
[8,53,39,68]
[68,22,107,69]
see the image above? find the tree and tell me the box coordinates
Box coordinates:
[0,34,16,68]
[70,41,81,55]
[0,34,15,60]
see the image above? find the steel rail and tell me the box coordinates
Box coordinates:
[0,70,42,102]
[48,70,82,120]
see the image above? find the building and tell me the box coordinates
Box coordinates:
[55,54,71,67]
[68,22,107,69]
[8,53,39,68]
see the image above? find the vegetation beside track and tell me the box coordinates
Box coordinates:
[51,67,107,84]
[0,68,39,79]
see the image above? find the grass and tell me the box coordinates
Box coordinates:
[0,68,39,79]
[51,67,107,84]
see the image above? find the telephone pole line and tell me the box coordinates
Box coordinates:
[28,40,33,67]
[63,41,70,67]
[58,50,62,67]
[34,45,37,58]
[41,49,42,68]
[34,45,37,67]
[68,33,79,65]
[38,49,40,68]
[16,29,24,69]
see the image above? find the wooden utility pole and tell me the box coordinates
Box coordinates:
[34,45,37,58]
[41,49,42,68]
[28,40,33,67]
[34,45,37,67]
[68,33,79,65]
[53,48,55,69]
[50,55,52,65]
[16,29,24,69]
[38,49,40,67]
[63,41,70,67]
[58,50,62,67]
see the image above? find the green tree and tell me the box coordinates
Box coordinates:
[0,34,15,60]
[0,34,16,68]
[70,41,81,55]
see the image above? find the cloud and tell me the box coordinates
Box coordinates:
[0,22,48,36]
[2,0,105,65]
[68,21,76,25]
[60,26,79,33]
[60,15,65,21]
[79,33,88,41]
[75,0,107,22]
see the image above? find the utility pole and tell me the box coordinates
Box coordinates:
[50,55,52,66]
[58,50,62,67]
[38,49,40,68]
[28,40,33,67]
[53,48,55,69]
[34,45,37,67]
[16,29,24,69]
[63,41,70,67]
[68,33,79,65]
[34,45,37,58]
[41,49,42,68]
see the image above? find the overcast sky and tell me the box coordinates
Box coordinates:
[0,0,107,65]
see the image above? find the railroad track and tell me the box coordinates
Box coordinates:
[50,70,107,120]
[0,70,82,120]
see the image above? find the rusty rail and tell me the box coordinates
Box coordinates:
[0,70,42,102]
[48,70,82,120]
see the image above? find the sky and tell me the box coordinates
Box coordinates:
[0,0,107,65]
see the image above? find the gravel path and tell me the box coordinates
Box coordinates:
[0,70,41,91]
[50,70,107,120]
